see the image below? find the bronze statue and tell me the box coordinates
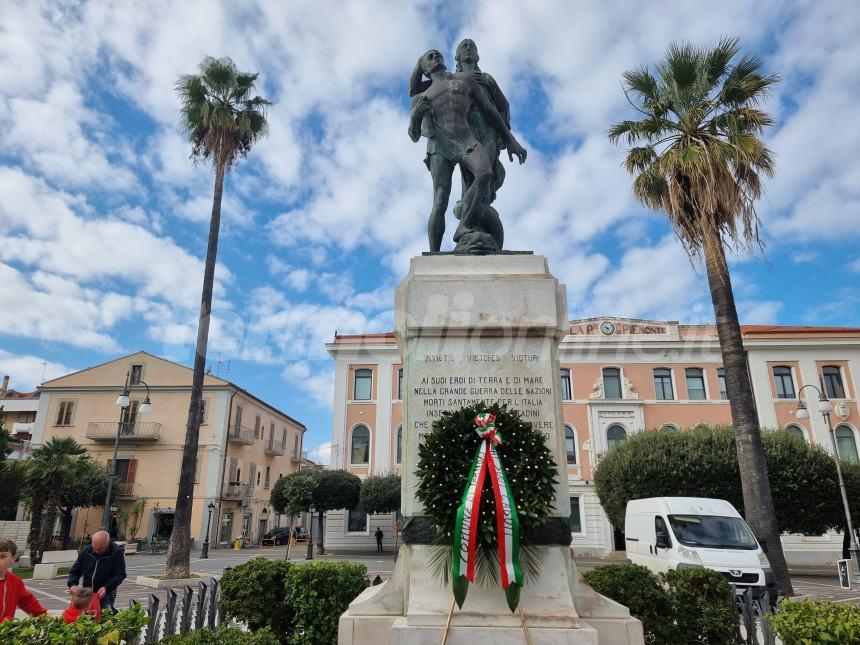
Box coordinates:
[408,45,526,253]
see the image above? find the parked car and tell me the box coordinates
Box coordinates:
[625,497,777,607]
[293,527,309,542]
[260,527,292,546]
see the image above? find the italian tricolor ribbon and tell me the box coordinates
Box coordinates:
[452,413,523,611]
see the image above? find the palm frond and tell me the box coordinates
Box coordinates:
[622,66,659,103]
[704,36,741,86]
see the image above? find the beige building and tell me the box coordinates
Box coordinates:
[31,352,306,549]
[325,318,860,564]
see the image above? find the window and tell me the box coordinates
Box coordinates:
[773,366,796,399]
[396,426,402,464]
[17,411,36,424]
[257,470,261,486]
[347,502,368,532]
[354,368,372,400]
[835,425,859,463]
[565,425,577,464]
[248,463,257,487]
[130,364,143,385]
[685,368,706,400]
[655,516,671,546]
[785,425,806,442]
[397,368,403,400]
[653,368,674,400]
[823,366,846,399]
[254,415,261,439]
[234,405,243,432]
[602,368,622,399]
[607,424,627,450]
[55,400,75,426]
[350,425,370,464]
[560,368,572,401]
[219,512,234,543]
[660,424,679,433]
[569,497,582,533]
[717,368,728,400]
[294,434,300,458]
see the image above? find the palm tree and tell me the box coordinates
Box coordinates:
[25,437,87,563]
[165,57,270,579]
[608,37,792,595]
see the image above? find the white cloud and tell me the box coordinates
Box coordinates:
[738,300,783,325]
[0,349,73,392]
[848,258,860,273]
[304,440,333,466]
[282,362,334,409]
[791,251,819,265]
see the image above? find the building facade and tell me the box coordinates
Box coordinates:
[0,377,39,462]
[31,352,306,549]
[325,318,860,563]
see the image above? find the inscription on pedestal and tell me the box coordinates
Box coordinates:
[408,341,557,446]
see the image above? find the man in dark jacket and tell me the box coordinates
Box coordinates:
[67,531,127,610]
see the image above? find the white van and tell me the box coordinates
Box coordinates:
[625,497,776,605]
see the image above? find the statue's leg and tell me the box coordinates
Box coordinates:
[459,146,492,233]
[428,155,454,253]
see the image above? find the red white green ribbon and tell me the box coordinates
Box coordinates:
[452,413,523,611]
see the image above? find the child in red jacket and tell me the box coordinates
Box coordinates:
[0,539,47,622]
[62,586,102,623]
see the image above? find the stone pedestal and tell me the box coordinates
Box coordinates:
[339,255,643,645]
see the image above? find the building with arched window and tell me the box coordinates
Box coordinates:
[326,319,860,563]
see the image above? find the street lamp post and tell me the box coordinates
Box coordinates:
[101,371,152,531]
[306,505,316,560]
[201,501,216,559]
[797,379,860,588]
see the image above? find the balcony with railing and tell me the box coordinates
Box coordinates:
[86,422,161,442]
[291,450,304,462]
[7,439,31,460]
[228,424,255,445]
[265,439,286,456]
[115,481,137,498]
[221,482,252,499]
[12,421,34,435]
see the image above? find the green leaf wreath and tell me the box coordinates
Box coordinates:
[415,402,558,609]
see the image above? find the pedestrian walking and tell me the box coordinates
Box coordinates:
[67,530,127,611]
[375,527,384,553]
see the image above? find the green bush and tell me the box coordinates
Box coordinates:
[284,560,369,645]
[218,557,293,638]
[0,604,148,644]
[583,563,678,643]
[662,568,735,644]
[770,598,860,644]
[161,625,279,644]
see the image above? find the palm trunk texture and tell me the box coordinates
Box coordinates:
[704,239,794,596]
[27,489,46,564]
[165,162,226,579]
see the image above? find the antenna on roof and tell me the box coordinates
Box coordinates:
[215,352,223,377]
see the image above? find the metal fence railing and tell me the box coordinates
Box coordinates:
[732,585,778,645]
[130,578,222,643]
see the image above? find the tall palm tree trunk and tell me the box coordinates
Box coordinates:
[316,511,325,555]
[704,238,794,596]
[27,489,46,564]
[41,493,60,552]
[165,160,226,579]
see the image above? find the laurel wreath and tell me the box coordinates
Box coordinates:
[415,402,558,586]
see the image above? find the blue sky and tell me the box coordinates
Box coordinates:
[1,1,858,462]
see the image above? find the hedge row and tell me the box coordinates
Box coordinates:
[218,558,369,644]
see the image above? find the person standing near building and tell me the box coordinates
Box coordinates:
[375,527,384,553]
[67,531,126,610]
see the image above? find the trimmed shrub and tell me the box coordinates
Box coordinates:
[285,560,369,645]
[663,568,735,644]
[0,604,148,644]
[583,563,678,644]
[218,557,293,639]
[770,598,860,644]
[161,626,279,644]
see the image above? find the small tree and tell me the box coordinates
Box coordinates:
[270,471,320,517]
[359,474,401,515]
[594,426,844,536]
[56,459,111,547]
[314,470,361,555]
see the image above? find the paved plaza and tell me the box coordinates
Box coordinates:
[18,547,860,613]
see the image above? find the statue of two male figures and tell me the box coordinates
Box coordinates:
[409,40,527,254]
